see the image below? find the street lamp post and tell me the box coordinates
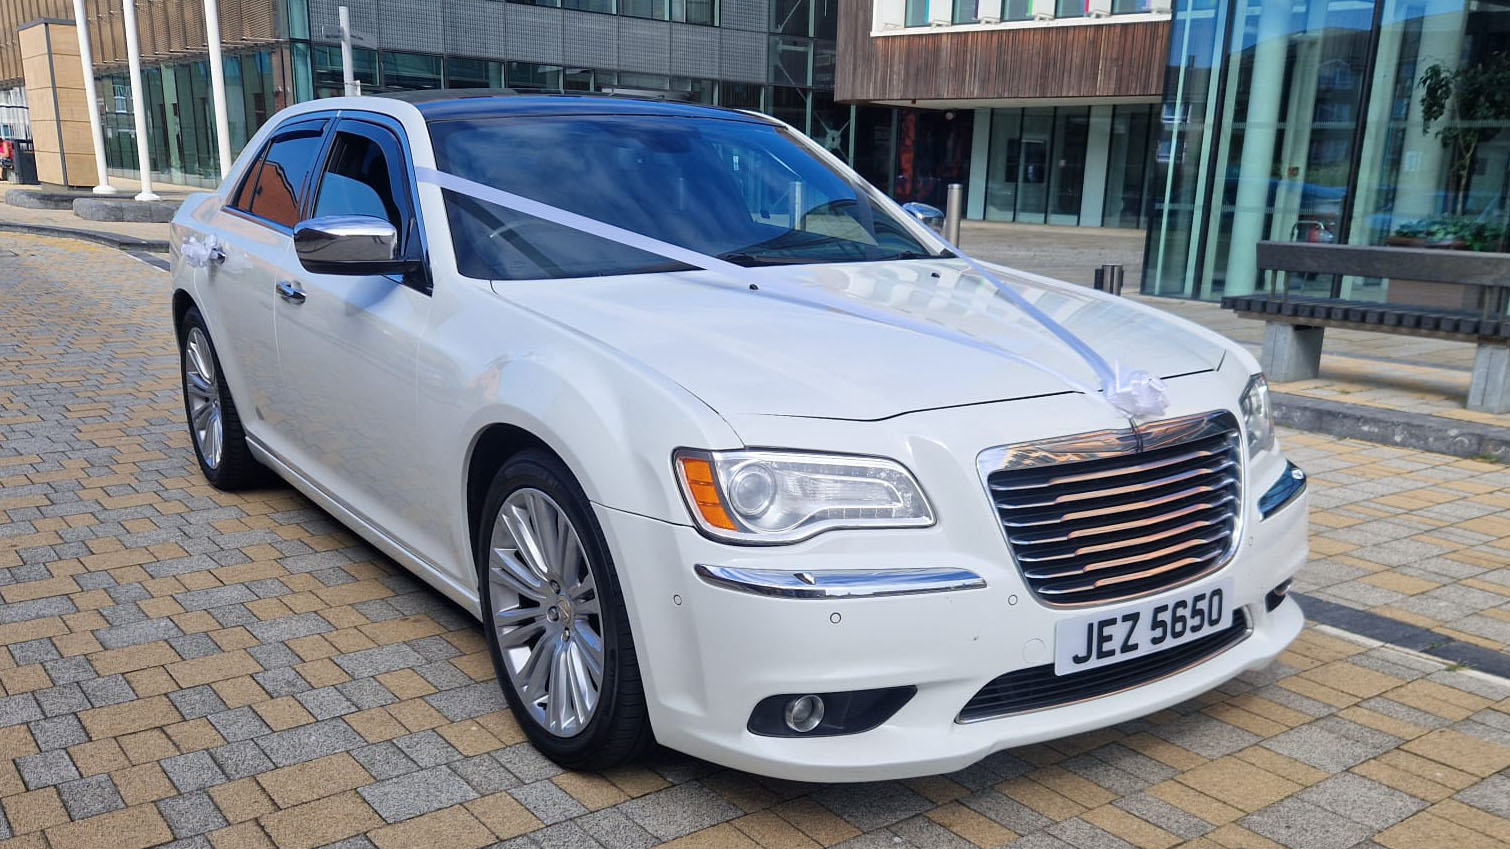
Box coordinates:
[338,6,358,96]
[71,0,116,194]
[204,0,232,178]
[121,0,159,201]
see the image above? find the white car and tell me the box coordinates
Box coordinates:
[170,92,1308,782]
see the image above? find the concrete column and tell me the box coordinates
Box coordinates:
[1079,104,1112,227]
[1260,322,1324,383]
[967,108,990,220]
[1468,344,1510,414]
[1222,0,1291,296]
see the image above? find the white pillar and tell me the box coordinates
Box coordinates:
[72,0,116,194]
[339,6,358,96]
[1079,105,1113,227]
[204,0,232,178]
[121,0,159,201]
[967,108,990,219]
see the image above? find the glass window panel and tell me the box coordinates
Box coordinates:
[770,86,810,134]
[1050,106,1089,224]
[382,52,442,92]
[720,83,764,110]
[508,62,563,91]
[1003,0,1032,21]
[314,44,377,98]
[1015,108,1052,223]
[1103,105,1154,228]
[772,0,810,35]
[770,37,812,87]
[621,0,666,19]
[1112,0,1150,12]
[953,0,978,25]
[905,0,928,26]
[560,0,614,11]
[1055,0,1084,19]
[446,57,504,89]
[985,108,1022,221]
[810,91,851,161]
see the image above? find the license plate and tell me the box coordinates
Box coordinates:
[1053,580,1234,676]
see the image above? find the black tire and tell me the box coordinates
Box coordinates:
[476,449,653,770]
[178,306,271,490]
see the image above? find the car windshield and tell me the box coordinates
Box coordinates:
[428,111,946,280]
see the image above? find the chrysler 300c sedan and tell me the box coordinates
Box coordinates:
[169,91,1308,781]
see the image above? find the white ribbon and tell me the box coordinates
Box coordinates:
[416,167,1169,419]
[180,234,224,269]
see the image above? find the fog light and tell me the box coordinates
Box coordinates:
[783,695,825,733]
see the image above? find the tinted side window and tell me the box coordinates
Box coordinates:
[244,127,325,228]
[313,131,402,229]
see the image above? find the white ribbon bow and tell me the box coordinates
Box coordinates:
[180,234,224,269]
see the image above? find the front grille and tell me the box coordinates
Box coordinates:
[985,412,1242,605]
[958,610,1250,722]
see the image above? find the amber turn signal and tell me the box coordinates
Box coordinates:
[676,455,738,531]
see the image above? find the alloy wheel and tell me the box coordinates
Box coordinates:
[183,327,223,469]
[488,487,605,737]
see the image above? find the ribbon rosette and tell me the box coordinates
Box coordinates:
[180,234,224,269]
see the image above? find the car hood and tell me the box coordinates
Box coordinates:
[494,258,1227,421]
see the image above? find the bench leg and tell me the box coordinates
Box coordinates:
[1260,323,1323,383]
[1468,343,1510,414]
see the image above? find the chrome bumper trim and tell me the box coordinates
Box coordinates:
[693,565,986,599]
[1259,460,1307,519]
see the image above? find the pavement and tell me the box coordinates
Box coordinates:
[2,232,1509,849]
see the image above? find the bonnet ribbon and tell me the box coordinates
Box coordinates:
[415,166,1168,419]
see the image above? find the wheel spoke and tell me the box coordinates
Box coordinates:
[191,400,214,431]
[525,493,561,579]
[186,373,213,400]
[547,640,569,732]
[573,622,605,685]
[492,605,544,629]
[517,629,556,700]
[203,409,223,465]
[489,550,550,601]
[496,618,545,649]
[501,503,552,581]
[566,639,599,711]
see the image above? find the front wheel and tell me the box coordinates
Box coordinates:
[477,450,653,769]
[178,306,269,490]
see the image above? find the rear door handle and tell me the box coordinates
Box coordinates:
[276,280,306,305]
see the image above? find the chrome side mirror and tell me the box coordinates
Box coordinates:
[293,215,418,275]
[901,201,945,232]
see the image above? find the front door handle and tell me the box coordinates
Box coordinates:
[276,280,306,305]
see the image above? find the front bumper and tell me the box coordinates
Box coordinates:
[594,470,1308,782]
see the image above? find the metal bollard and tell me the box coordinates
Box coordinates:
[944,183,964,246]
[1094,264,1125,295]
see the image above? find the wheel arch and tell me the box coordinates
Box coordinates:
[463,422,569,569]
[172,288,197,342]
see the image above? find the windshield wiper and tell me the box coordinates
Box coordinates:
[715,252,832,267]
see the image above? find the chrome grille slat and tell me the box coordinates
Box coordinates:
[988,444,1228,492]
[985,412,1243,605]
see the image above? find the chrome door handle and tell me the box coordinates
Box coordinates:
[275,280,306,305]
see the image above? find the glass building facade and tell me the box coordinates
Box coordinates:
[1144,0,1510,302]
[95,0,879,188]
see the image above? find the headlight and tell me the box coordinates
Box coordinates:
[673,449,934,544]
[1240,374,1276,457]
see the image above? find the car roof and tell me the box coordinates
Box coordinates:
[381,89,774,124]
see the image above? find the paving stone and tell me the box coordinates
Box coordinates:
[0,693,44,727]
[1044,817,1136,849]
[350,742,421,780]
[157,790,228,838]
[1239,798,1374,849]
[616,781,739,840]
[168,686,227,720]
[295,687,358,720]
[247,613,335,644]
[35,684,91,718]
[1297,773,1426,829]
[17,748,82,789]
[425,681,507,721]
[28,715,88,751]
[393,730,463,767]
[333,644,427,678]
[256,718,367,767]
[451,752,519,793]
[206,707,272,742]
[336,678,398,710]
[358,764,479,823]
[168,633,221,660]
[161,750,228,792]
[494,743,564,783]
[530,820,608,849]
[56,774,125,819]
[80,675,137,708]
[208,740,275,780]
[574,808,659,849]
[95,618,183,649]
[1262,723,1394,773]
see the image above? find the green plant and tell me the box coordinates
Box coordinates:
[1392,214,1510,252]
[1419,51,1510,216]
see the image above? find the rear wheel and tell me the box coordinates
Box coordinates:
[477,449,653,769]
[179,307,268,490]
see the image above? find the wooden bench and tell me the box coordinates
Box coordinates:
[1221,241,1510,414]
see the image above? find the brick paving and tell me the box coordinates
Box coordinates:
[1,231,1508,849]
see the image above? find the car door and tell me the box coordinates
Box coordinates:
[270,115,434,553]
[202,117,328,452]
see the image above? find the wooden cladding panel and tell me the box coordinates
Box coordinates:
[2,0,282,86]
[836,0,1170,103]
